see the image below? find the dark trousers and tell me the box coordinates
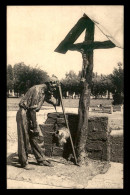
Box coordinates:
[16,108,45,167]
[27,109,38,131]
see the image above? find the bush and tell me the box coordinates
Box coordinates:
[112,92,124,105]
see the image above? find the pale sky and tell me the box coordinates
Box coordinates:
[7,6,123,79]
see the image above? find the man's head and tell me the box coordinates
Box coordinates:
[47,76,59,93]
[49,76,59,86]
[44,76,58,107]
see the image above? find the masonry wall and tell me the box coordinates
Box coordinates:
[86,116,111,161]
[39,112,111,161]
[110,131,123,163]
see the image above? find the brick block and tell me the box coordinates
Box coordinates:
[86,140,104,151]
[55,123,66,130]
[86,140,110,161]
[47,112,65,119]
[39,124,55,145]
[56,118,66,124]
[43,132,54,145]
[88,117,109,132]
[45,118,57,124]
[44,144,53,157]
[39,124,54,134]
[52,146,64,156]
[88,131,108,141]
[87,150,103,160]
[110,132,123,163]
[102,141,111,161]
[54,117,67,129]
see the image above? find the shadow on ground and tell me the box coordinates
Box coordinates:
[7,153,21,168]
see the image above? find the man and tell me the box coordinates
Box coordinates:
[16,76,59,169]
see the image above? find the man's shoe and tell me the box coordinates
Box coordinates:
[38,160,54,167]
[23,164,35,170]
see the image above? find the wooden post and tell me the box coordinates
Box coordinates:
[54,13,117,165]
[75,20,95,165]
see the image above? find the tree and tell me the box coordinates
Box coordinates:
[91,74,108,98]
[110,62,124,104]
[7,64,14,96]
[100,74,114,99]
[61,70,81,97]
[13,62,50,95]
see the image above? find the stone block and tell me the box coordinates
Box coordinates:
[43,132,54,145]
[39,124,54,134]
[88,131,108,141]
[44,144,53,157]
[86,140,104,151]
[47,112,65,119]
[55,123,66,130]
[52,146,64,156]
[39,124,55,145]
[56,117,69,129]
[102,141,111,161]
[86,140,110,161]
[87,150,103,160]
[45,118,57,124]
[56,118,66,124]
[88,117,109,132]
[110,132,123,163]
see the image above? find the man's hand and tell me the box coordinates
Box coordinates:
[53,103,57,112]
[35,108,40,112]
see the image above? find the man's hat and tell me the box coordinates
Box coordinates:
[49,76,59,83]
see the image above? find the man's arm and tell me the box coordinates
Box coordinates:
[35,95,45,112]
[45,95,58,108]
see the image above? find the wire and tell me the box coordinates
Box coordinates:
[93,20,123,49]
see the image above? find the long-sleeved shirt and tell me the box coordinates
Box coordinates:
[19,84,55,111]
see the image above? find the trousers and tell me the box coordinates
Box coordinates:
[16,107,46,167]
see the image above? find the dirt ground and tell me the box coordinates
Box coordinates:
[7,152,112,189]
[7,105,123,189]
[7,106,123,149]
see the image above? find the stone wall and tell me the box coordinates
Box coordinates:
[110,131,123,163]
[86,116,111,161]
[39,112,111,161]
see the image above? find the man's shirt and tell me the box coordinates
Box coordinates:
[19,84,47,110]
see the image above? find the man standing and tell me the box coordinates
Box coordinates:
[16,77,58,169]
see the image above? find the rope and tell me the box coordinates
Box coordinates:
[79,9,123,49]
[92,20,123,49]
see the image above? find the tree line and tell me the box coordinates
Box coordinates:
[61,62,124,104]
[7,62,124,105]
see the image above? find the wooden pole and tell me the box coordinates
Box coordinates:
[58,84,78,165]
[75,20,95,165]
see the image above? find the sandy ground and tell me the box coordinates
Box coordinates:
[7,162,123,189]
[7,106,123,189]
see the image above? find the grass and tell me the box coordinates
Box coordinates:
[7,97,113,111]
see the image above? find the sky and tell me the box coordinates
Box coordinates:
[7,6,123,80]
